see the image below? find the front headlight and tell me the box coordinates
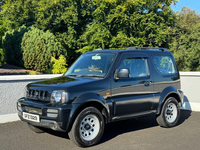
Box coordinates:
[51,90,68,104]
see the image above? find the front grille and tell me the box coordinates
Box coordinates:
[27,89,49,101]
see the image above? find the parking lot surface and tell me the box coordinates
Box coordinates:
[0,110,199,150]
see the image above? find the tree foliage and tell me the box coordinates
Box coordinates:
[0,48,4,66]
[50,55,67,74]
[2,25,29,66]
[169,7,200,71]
[0,0,36,30]
[3,0,200,72]
[0,0,88,65]
[78,0,177,53]
[21,27,66,73]
[0,0,177,60]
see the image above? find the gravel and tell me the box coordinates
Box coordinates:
[0,64,29,75]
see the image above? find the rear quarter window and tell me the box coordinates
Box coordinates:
[153,55,177,75]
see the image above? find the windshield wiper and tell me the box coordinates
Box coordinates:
[68,74,104,78]
[68,74,84,77]
[84,74,104,78]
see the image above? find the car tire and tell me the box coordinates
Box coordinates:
[68,107,105,147]
[28,123,44,133]
[156,97,180,128]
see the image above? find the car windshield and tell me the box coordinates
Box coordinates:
[64,52,116,77]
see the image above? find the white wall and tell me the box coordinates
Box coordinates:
[0,74,62,123]
[180,72,200,111]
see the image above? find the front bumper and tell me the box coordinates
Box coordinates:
[18,113,65,131]
[17,97,79,132]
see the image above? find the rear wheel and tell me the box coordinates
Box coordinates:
[156,97,180,128]
[68,107,105,147]
[28,123,44,133]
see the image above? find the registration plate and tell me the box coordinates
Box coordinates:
[23,112,40,122]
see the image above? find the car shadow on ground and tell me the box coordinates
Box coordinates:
[99,109,191,144]
[41,128,69,139]
[177,109,192,126]
[99,115,158,144]
[41,110,191,144]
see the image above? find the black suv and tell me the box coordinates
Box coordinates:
[17,47,183,147]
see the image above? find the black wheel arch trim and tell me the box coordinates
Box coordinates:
[67,93,110,132]
[156,86,182,115]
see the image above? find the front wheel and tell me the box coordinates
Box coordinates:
[156,97,180,128]
[68,107,105,147]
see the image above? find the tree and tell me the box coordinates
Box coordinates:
[0,0,6,49]
[169,7,200,71]
[0,0,36,30]
[2,26,29,66]
[0,48,4,66]
[0,0,178,66]
[22,27,66,73]
[0,0,91,65]
[78,0,177,53]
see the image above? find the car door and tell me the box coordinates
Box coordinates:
[111,53,154,120]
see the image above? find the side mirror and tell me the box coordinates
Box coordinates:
[118,68,130,78]
[114,68,130,80]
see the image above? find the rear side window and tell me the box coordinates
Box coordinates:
[153,55,177,75]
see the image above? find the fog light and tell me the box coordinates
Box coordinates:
[47,113,58,117]
[53,124,57,130]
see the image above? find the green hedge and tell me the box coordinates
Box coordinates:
[0,48,5,66]
[21,27,67,73]
[2,26,29,66]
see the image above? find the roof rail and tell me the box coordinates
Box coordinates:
[126,47,168,51]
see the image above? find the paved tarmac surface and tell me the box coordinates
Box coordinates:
[0,110,199,150]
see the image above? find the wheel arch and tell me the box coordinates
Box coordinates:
[67,99,110,132]
[156,87,182,115]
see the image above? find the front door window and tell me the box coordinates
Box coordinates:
[118,57,149,78]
